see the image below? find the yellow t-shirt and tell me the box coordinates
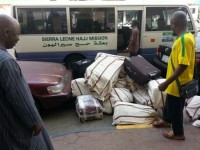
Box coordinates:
[165,32,195,97]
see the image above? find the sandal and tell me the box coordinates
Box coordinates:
[163,131,185,140]
[152,120,171,128]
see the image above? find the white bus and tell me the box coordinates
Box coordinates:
[189,5,199,21]
[11,1,196,67]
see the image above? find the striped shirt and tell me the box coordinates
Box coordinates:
[0,49,54,150]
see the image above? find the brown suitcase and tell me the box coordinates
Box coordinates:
[124,55,161,84]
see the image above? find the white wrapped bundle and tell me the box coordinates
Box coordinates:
[110,88,134,106]
[71,78,91,96]
[147,79,167,109]
[192,120,200,127]
[113,78,127,88]
[102,88,133,115]
[85,53,125,101]
[112,102,158,125]
[184,96,200,121]
[132,85,153,107]
[125,76,137,92]
[156,108,164,118]
[95,52,125,60]
[118,66,126,78]
[102,99,113,115]
[96,53,126,78]
[71,78,104,100]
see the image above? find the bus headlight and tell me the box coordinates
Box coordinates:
[47,75,67,94]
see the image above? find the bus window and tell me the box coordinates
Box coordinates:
[93,8,115,33]
[16,8,67,34]
[146,7,167,31]
[118,10,138,29]
[70,7,115,33]
[146,7,193,31]
[117,10,141,51]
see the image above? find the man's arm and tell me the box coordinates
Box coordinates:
[0,59,42,134]
[159,64,187,91]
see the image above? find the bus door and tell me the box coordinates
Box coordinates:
[141,6,195,62]
[117,6,143,54]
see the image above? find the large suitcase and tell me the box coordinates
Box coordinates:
[124,55,161,84]
[71,59,92,79]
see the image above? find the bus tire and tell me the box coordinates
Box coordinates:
[64,54,86,69]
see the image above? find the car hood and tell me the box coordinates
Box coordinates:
[18,61,66,84]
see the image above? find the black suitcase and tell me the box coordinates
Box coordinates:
[124,56,161,84]
[71,59,92,79]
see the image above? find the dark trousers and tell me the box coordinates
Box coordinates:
[163,94,185,136]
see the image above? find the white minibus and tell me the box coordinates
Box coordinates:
[189,5,199,21]
[11,1,196,67]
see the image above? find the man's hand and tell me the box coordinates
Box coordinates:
[158,82,169,91]
[33,124,42,136]
[124,47,129,52]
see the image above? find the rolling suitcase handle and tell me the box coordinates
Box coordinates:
[149,71,158,79]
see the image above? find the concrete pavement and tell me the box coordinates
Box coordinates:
[51,123,200,150]
[42,100,200,150]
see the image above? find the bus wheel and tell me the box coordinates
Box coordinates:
[64,54,85,69]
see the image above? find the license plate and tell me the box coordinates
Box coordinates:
[161,55,169,63]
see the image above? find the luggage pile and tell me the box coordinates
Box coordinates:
[184,96,200,122]
[71,53,168,124]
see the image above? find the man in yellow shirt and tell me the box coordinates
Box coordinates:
[153,11,195,140]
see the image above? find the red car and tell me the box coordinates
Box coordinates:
[18,61,72,111]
